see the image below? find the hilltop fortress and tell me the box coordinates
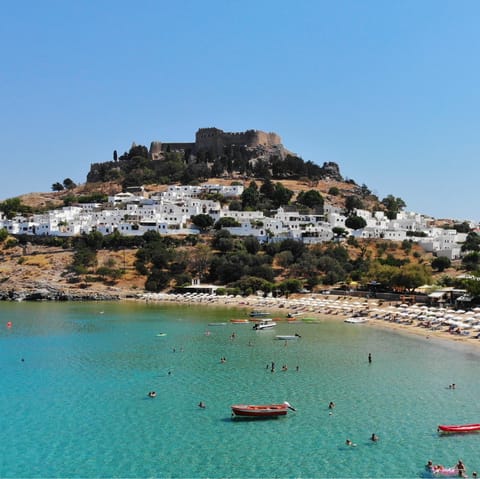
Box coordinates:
[86,126,343,184]
[149,127,283,160]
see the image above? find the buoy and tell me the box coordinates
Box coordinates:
[6,321,12,328]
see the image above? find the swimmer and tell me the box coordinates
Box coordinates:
[198,401,206,408]
[345,439,356,447]
[370,433,379,442]
[148,391,156,398]
[328,401,335,409]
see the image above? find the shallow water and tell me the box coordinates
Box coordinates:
[1,301,479,478]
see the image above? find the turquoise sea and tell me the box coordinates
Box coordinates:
[1,301,480,478]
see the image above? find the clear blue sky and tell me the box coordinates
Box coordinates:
[2,0,479,221]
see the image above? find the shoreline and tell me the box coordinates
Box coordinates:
[140,291,480,351]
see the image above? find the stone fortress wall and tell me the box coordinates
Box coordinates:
[194,127,282,156]
[149,127,282,160]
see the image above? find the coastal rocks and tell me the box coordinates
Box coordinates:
[0,285,121,302]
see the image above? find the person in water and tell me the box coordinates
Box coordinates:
[148,391,156,398]
[198,401,206,408]
[457,460,466,475]
[345,439,356,447]
[328,401,335,409]
[370,433,379,442]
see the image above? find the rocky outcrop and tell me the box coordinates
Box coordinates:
[320,162,343,182]
[0,287,123,302]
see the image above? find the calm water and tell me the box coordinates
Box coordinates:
[1,301,480,478]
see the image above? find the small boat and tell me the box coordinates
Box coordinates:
[231,401,295,418]
[249,311,269,318]
[208,322,227,326]
[344,316,369,324]
[275,334,301,340]
[437,423,480,433]
[156,333,167,337]
[253,320,276,330]
[230,319,250,324]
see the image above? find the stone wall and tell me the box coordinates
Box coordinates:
[194,127,282,155]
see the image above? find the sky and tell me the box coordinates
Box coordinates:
[1,0,479,221]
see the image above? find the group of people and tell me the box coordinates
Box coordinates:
[426,459,471,477]
[345,434,379,447]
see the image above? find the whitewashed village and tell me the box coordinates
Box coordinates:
[0,182,471,262]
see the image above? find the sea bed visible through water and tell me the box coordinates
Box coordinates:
[1,301,479,478]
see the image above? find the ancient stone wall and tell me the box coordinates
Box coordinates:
[149,128,282,160]
[149,141,195,160]
[195,128,282,155]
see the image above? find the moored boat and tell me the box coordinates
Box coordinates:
[275,334,301,340]
[344,316,369,324]
[230,319,250,323]
[249,311,269,318]
[437,423,480,433]
[253,320,276,330]
[231,401,295,418]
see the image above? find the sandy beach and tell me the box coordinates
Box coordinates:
[140,291,480,350]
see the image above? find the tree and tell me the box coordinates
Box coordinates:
[241,181,260,210]
[113,150,118,162]
[191,214,214,232]
[431,256,451,272]
[332,227,347,240]
[259,178,275,198]
[393,264,431,292]
[462,252,480,271]
[214,217,241,230]
[345,215,367,230]
[272,182,294,208]
[296,190,324,209]
[461,232,480,252]
[52,182,64,192]
[212,230,235,253]
[0,197,30,219]
[453,221,471,233]
[243,236,260,255]
[190,244,212,281]
[461,273,480,300]
[63,178,77,190]
[381,195,406,220]
[344,196,364,214]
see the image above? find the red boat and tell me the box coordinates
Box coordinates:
[231,402,295,418]
[438,423,480,433]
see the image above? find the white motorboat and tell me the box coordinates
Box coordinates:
[344,316,369,324]
[275,334,301,340]
[253,320,277,330]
